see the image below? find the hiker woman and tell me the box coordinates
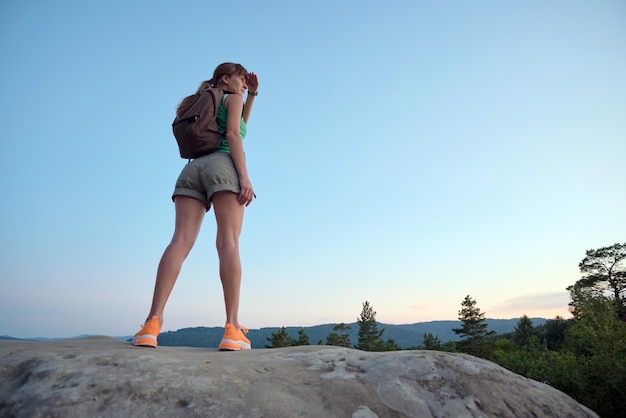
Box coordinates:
[133,62,258,350]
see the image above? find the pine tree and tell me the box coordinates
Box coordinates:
[544,316,570,351]
[568,243,626,321]
[514,315,535,347]
[452,295,496,358]
[326,323,352,347]
[355,301,385,351]
[265,327,296,348]
[380,338,401,351]
[421,332,443,350]
[296,329,310,346]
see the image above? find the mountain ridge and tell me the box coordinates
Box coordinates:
[2,318,549,349]
[157,317,549,349]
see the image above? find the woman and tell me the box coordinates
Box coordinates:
[133,62,258,350]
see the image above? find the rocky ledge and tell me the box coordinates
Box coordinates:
[0,336,596,417]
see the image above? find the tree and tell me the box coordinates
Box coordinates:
[296,329,310,346]
[567,243,626,321]
[513,315,535,347]
[421,333,442,350]
[265,327,295,348]
[326,323,352,347]
[543,316,571,351]
[355,301,385,351]
[441,340,457,352]
[378,338,401,351]
[453,295,496,358]
[489,249,626,417]
[564,291,626,417]
[494,337,586,404]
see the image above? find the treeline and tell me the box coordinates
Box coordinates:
[266,243,626,418]
[265,301,401,351]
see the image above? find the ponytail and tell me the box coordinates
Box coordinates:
[196,80,213,93]
[175,80,213,119]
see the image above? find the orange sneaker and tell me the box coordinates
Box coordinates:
[218,324,251,351]
[132,316,161,348]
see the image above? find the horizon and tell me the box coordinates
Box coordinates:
[3,315,557,340]
[1,1,624,339]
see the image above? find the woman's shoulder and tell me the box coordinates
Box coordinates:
[223,93,244,108]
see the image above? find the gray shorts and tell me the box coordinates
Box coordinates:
[172,151,240,211]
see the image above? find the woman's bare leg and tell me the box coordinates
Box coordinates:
[212,191,245,327]
[146,196,206,325]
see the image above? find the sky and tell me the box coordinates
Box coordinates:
[1,1,624,339]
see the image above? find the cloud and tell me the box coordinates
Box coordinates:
[486,291,571,319]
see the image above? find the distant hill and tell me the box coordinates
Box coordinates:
[0,335,22,341]
[0,335,133,342]
[1,318,548,347]
[157,318,548,349]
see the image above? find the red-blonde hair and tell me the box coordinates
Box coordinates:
[176,62,248,118]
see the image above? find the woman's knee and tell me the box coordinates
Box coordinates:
[169,234,197,255]
[215,235,239,255]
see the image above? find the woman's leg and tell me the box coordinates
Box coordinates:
[212,191,245,327]
[146,196,206,325]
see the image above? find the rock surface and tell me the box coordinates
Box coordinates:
[0,336,597,418]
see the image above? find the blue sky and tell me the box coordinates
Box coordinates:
[1,1,624,338]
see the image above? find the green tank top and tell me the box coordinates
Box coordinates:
[216,94,247,153]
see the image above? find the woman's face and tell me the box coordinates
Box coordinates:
[222,72,248,95]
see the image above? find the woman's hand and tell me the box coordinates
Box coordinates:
[238,175,255,206]
[246,72,259,93]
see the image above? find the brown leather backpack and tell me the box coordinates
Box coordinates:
[172,88,224,159]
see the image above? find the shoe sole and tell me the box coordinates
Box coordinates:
[218,339,251,351]
[133,335,157,348]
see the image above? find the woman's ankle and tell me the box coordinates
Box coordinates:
[146,315,164,326]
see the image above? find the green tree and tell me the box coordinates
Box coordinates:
[296,328,310,346]
[326,323,352,347]
[265,327,296,348]
[567,243,626,321]
[491,254,626,418]
[421,333,442,350]
[493,338,516,354]
[513,315,535,347]
[440,340,457,352]
[564,294,626,417]
[355,301,385,351]
[495,336,586,400]
[378,338,401,351]
[452,295,496,359]
[543,316,571,351]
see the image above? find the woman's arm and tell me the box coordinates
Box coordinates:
[225,94,254,206]
[242,72,258,124]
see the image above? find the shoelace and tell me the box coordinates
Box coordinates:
[138,318,160,331]
[238,326,249,335]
